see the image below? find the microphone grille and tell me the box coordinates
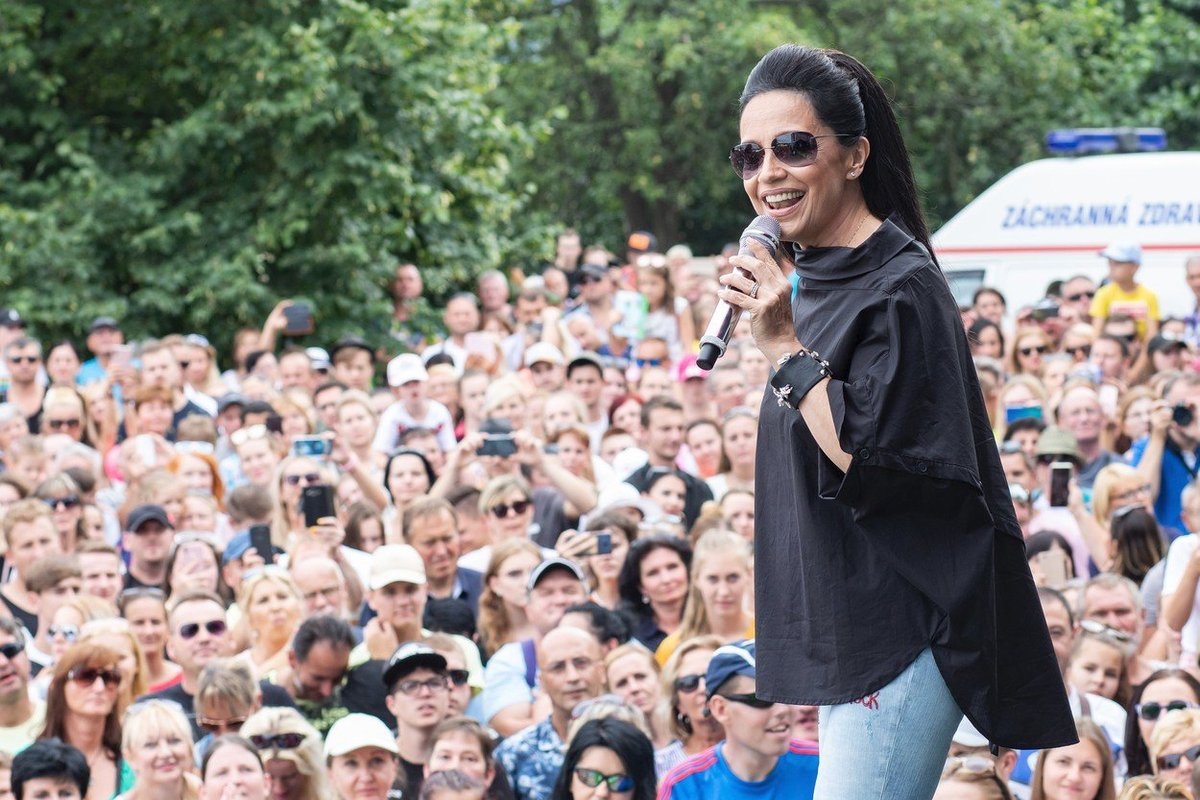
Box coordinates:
[749,215,782,238]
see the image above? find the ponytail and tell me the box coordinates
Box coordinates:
[740,45,935,262]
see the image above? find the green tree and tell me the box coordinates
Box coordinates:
[0,0,541,352]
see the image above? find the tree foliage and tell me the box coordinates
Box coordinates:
[4,0,1200,344]
[0,0,540,351]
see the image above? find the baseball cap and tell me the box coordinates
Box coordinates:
[524,342,565,369]
[216,393,248,415]
[88,316,119,333]
[566,352,605,378]
[592,482,657,520]
[526,557,586,593]
[368,544,426,590]
[952,716,989,749]
[1034,426,1083,464]
[1099,240,1142,264]
[1148,334,1188,356]
[627,231,658,253]
[579,262,608,280]
[324,714,399,759]
[0,309,24,329]
[705,639,757,698]
[329,335,374,362]
[222,530,283,565]
[126,504,173,533]
[387,353,428,387]
[675,353,708,382]
[382,642,448,692]
[306,347,332,372]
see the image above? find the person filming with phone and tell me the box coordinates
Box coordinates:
[1129,372,1200,535]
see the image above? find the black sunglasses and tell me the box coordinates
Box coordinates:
[1159,743,1200,771]
[1136,699,1198,721]
[284,473,321,486]
[0,642,23,660]
[1019,345,1048,357]
[490,499,531,518]
[1066,291,1095,302]
[730,131,860,180]
[42,495,81,510]
[447,669,470,687]
[1065,345,1092,358]
[68,667,122,688]
[249,733,306,750]
[7,355,38,364]
[717,692,775,709]
[178,619,227,640]
[674,673,705,694]
[45,418,81,431]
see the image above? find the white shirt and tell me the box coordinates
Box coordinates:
[373,399,456,454]
[1162,532,1200,660]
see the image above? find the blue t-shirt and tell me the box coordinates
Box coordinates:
[657,740,818,800]
[1130,434,1198,535]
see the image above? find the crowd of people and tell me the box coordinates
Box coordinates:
[1,225,1200,800]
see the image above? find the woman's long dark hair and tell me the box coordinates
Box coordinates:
[617,535,692,614]
[1123,668,1200,777]
[1109,507,1166,584]
[740,45,934,260]
[550,718,656,800]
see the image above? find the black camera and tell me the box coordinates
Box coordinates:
[1173,403,1195,427]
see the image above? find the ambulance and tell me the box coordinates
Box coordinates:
[932,148,1200,319]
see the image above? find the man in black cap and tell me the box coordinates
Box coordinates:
[383,642,452,797]
[78,316,124,386]
[122,504,174,589]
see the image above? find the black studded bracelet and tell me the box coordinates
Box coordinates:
[769,350,831,410]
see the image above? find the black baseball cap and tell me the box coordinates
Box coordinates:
[0,309,24,329]
[126,504,173,533]
[526,557,586,592]
[329,335,374,362]
[88,316,120,333]
[382,642,447,693]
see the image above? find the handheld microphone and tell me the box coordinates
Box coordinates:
[696,215,782,370]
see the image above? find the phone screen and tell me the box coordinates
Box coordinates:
[302,485,335,528]
[249,524,274,564]
[1049,462,1072,508]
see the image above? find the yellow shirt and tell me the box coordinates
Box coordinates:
[1090,282,1160,339]
[654,617,756,667]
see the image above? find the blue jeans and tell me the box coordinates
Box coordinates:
[814,648,963,800]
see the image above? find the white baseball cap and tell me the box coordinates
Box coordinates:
[524,342,565,368]
[1099,240,1142,264]
[324,713,399,759]
[387,353,428,387]
[368,544,426,590]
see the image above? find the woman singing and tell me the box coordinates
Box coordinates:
[717,44,1075,797]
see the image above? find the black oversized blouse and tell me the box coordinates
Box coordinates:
[754,217,1076,749]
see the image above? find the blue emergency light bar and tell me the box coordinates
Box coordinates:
[1046,127,1168,155]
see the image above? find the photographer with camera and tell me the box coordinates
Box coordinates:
[1129,372,1200,535]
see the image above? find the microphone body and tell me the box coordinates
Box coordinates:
[696,215,782,370]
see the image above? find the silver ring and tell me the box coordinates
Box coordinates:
[749,282,760,299]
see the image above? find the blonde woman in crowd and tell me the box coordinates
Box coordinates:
[655,531,754,666]
[604,643,668,748]
[1150,710,1200,787]
[117,699,201,800]
[237,568,303,679]
[239,707,329,800]
[654,634,725,778]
